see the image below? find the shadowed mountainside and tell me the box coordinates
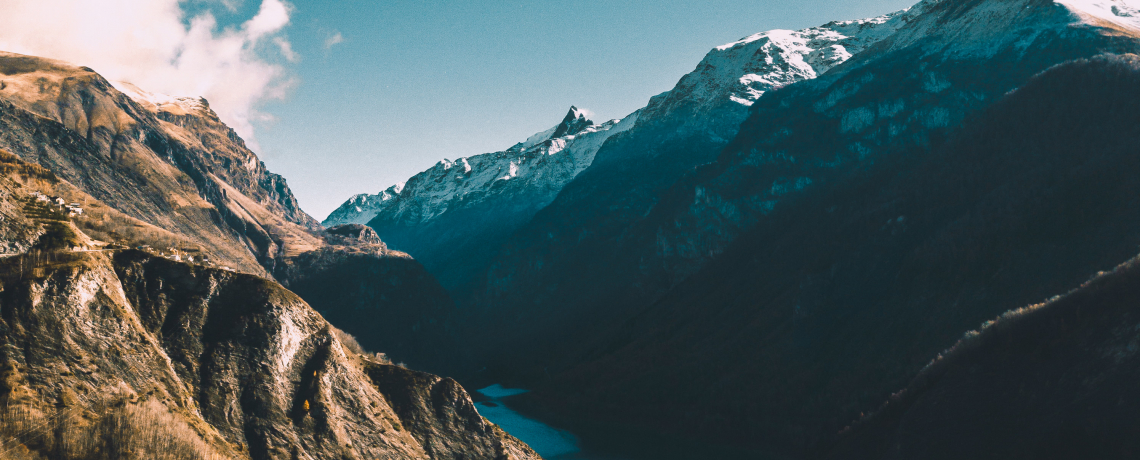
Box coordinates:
[519,52,1140,458]
[468,1,1140,376]
[823,254,1140,460]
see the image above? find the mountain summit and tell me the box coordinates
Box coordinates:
[550,106,594,139]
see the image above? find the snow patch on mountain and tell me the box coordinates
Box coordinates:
[113,80,209,116]
[320,0,985,234]
[323,107,638,227]
[877,0,1140,59]
[1058,0,1140,30]
[643,2,935,123]
[332,184,404,226]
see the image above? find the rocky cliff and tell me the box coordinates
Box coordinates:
[0,51,322,276]
[0,53,516,459]
[0,247,538,460]
[0,50,463,376]
[271,225,460,375]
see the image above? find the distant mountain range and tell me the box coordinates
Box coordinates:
[323,106,638,290]
[325,4,925,290]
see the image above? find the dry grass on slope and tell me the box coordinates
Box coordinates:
[0,398,229,460]
[0,148,213,260]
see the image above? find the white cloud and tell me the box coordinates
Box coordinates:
[0,0,298,148]
[275,36,299,62]
[324,31,345,50]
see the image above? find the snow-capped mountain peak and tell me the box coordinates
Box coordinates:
[323,106,637,227]
[873,0,1140,60]
[640,2,934,127]
[521,106,595,150]
[551,106,594,138]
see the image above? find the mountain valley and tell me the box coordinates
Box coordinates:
[6,0,1140,459]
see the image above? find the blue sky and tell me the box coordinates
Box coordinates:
[0,0,916,219]
[257,0,919,219]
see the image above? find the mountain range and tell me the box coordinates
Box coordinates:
[6,0,1140,458]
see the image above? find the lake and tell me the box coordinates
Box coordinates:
[475,385,628,460]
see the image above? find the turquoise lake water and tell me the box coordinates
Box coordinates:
[474,385,628,460]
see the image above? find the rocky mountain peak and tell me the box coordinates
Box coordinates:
[551,106,595,139]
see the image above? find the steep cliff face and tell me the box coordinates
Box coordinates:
[113,81,319,233]
[0,51,321,276]
[0,248,539,460]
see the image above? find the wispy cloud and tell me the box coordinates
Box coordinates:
[0,0,298,148]
[275,36,299,62]
[324,31,345,50]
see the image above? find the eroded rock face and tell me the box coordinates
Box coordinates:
[0,250,538,460]
[365,364,540,460]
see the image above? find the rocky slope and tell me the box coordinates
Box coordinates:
[0,51,327,276]
[0,248,539,460]
[272,225,460,375]
[324,107,638,290]
[0,129,538,459]
[456,0,1140,456]
[0,50,463,373]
